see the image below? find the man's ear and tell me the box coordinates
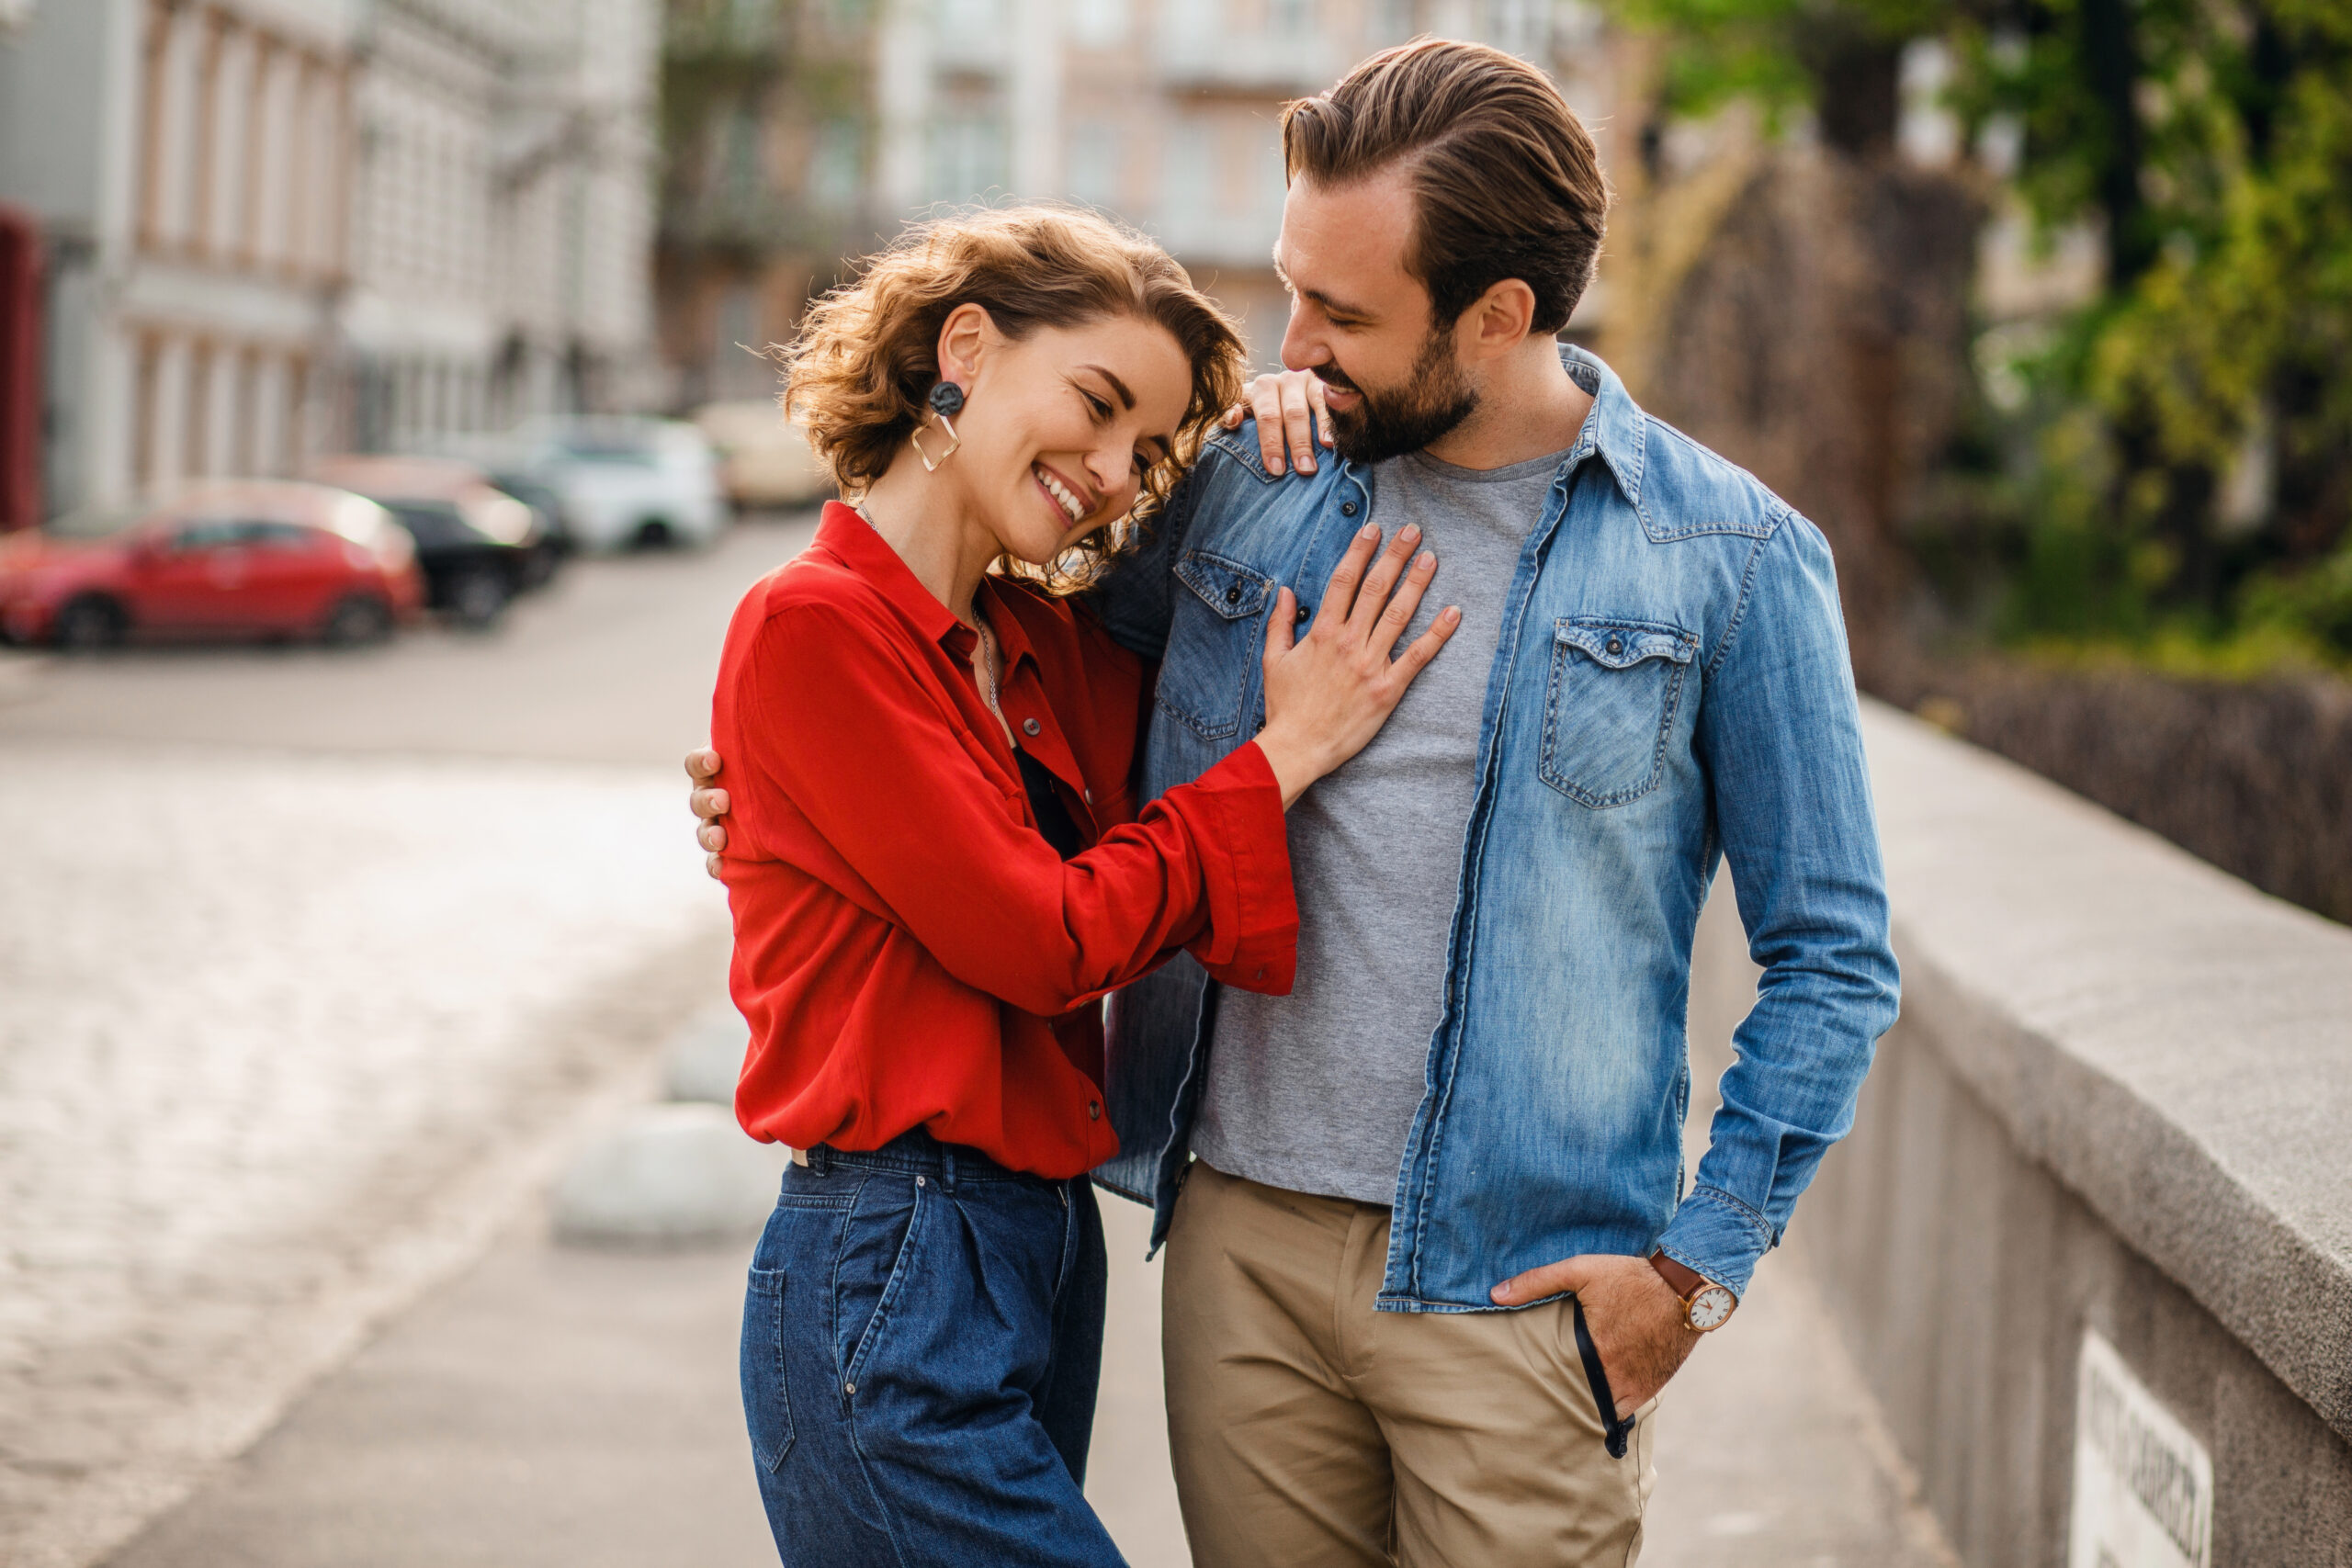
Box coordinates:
[1464,278,1538,361]
[936,302,994,389]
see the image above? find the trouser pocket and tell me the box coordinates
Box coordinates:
[832,1175,930,1405]
[1569,1293,1639,1460]
[741,1264,795,1472]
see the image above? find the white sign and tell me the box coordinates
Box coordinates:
[2070,1328,2213,1568]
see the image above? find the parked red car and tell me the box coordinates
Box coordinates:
[0,480,425,649]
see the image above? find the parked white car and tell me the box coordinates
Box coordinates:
[693,400,834,510]
[500,417,729,553]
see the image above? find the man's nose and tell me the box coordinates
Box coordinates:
[1280,307,1324,374]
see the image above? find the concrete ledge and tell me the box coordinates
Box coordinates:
[1855,704,2352,1441]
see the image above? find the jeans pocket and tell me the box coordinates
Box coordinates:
[741,1264,796,1473]
[834,1177,930,1404]
[1538,616,1698,807]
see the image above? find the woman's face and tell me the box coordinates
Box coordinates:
[936,309,1192,567]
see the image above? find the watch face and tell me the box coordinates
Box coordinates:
[1688,1285,1735,1331]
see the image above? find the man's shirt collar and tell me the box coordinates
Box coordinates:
[1559,344,1647,509]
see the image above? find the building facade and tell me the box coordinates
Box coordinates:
[654,0,1626,406]
[0,0,661,522]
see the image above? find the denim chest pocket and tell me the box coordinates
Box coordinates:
[1539,616,1699,807]
[1157,549,1274,740]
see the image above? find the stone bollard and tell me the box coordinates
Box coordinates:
[550,1101,783,1247]
[663,1002,749,1105]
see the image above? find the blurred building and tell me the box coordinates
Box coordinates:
[0,0,661,522]
[346,0,663,454]
[655,0,1626,406]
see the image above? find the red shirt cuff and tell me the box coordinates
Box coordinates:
[1178,740,1298,994]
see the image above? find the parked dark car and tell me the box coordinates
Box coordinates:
[482,470,571,588]
[0,481,425,649]
[307,456,549,627]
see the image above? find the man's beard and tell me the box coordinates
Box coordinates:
[1316,328,1479,465]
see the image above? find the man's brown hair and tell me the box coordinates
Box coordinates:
[1281,38,1611,336]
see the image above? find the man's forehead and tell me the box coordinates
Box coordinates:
[1275,169,1420,306]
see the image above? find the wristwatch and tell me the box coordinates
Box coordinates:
[1648,1252,1736,1332]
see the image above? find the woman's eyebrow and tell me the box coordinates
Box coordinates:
[1079,364,1136,410]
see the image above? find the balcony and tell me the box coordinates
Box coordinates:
[1152,26,1340,95]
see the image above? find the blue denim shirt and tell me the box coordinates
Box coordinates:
[1091,347,1899,1307]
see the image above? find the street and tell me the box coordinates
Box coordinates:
[0,513,1950,1568]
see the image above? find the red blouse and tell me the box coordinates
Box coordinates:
[709,502,1298,1179]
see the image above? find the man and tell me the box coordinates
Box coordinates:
[692,39,1897,1566]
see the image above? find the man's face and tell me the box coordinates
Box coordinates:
[1273,168,1477,465]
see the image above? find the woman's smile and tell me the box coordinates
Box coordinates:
[1033,461,1095,528]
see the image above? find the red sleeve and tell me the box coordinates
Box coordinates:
[731,604,1296,1015]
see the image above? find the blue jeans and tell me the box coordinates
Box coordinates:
[740,1128,1122,1567]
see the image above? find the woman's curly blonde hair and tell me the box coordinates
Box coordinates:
[780,205,1247,591]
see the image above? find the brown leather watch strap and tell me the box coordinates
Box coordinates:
[1648,1250,1706,1301]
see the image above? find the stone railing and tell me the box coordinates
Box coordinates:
[1689,702,2352,1566]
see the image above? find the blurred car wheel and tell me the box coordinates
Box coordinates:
[447,569,511,629]
[320,592,396,647]
[52,593,127,652]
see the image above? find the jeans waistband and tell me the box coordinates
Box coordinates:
[793,1126,1044,1191]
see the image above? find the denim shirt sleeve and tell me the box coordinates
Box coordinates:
[1085,460,1204,660]
[1657,513,1901,1296]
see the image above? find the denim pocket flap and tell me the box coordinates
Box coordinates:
[1555,618,1696,670]
[1176,551,1273,621]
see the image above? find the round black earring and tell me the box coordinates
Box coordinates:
[928,381,967,418]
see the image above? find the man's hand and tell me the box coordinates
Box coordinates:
[1220,368,1334,476]
[686,748,729,879]
[1490,1255,1702,1415]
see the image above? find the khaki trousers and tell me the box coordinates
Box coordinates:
[1162,1162,1656,1568]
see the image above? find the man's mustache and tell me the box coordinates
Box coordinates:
[1310,364,1361,395]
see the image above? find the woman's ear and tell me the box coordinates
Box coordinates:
[935,303,993,394]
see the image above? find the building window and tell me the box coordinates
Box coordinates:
[1070,0,1127,48]
[719,99,763,211]
[934,0,1001,46]
[1066,120,1121,211]
[1159,120,1213,242]
[1369,0,1414,45]
[809,118,864,212]
[1483,0,1550,59]
[928,114,1009,204]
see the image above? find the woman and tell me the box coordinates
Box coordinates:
[707,207,1455,1566]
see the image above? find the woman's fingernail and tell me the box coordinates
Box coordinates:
[1400,524,1421,540]
[1360,524,1378,539]
[1418,551,1435,570]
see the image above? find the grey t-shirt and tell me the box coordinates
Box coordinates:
[1190,445,1568,1205]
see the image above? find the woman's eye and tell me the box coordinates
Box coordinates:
[1082,392,1110,420]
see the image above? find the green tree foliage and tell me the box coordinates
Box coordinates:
[1961,0,2352,656]
[1612,0,2352,660]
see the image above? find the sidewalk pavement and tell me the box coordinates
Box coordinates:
[103,1150,1954,1568]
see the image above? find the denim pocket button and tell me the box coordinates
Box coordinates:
[1340,501,1358,516]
